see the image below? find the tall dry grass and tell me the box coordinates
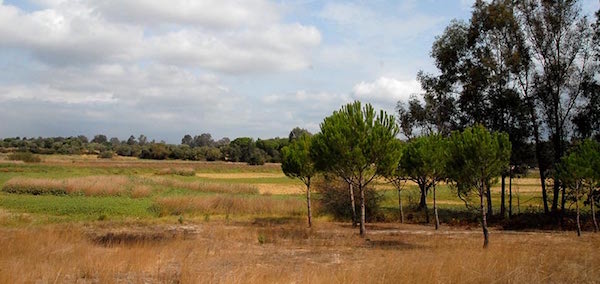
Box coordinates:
[154,195,305,216]
[0,223,598,283]
[2,176,132,197]
[149,177,259,194]
[156,167,196,176]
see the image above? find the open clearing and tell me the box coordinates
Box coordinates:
[0,156,598,283]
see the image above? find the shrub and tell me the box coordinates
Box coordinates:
[314,175,384,222]
[248,148,267,165]
[98,151,114,159]
[7,152,41,163]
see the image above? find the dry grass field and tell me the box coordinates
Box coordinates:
[0,154,599,283]
[0,221,598,283]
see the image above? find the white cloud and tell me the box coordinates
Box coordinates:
[352,77,422,105]
[0,1,321,72]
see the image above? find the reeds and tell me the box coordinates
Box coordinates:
[149,177,259,194]
[154,195,305,216]
[2,176,131,197]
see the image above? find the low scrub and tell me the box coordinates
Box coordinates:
[149,177,259,194]
[156,167,196,176]
[314,175,384,222]
[2,176,134,197]
[8,152,41,163]
[152,195,305,216]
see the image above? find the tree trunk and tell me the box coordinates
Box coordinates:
[359,184,366,237]
[576,183,581,237]
[486,184,493,217]
[398,189,404,224]
[591,186,598,233]
[349,183,357,227]
[306,178,312,228]
[434,183,439,230]
[418,183,427,209]
[480,183,489,249]
[419,182,429,223]
[501,174,506,217]
[509,168,513,218]
[529,98,549,214]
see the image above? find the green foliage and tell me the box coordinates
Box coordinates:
[560,140,600,196]
[248,148,267,165]
[281,134,315,185]
[97,151,114,159]
[446,125,511,200]
[8,152,41,163]
[311,101,399,182]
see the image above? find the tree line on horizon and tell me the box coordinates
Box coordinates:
[0,129,309,165]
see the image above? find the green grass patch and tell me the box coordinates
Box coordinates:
[0,194,153,221]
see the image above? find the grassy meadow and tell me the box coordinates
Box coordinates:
[0,154,598,283]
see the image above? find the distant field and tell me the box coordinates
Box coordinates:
[0,154,598,283]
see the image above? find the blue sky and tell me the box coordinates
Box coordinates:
[0,0,597,143]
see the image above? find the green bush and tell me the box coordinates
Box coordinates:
[98,151,114,159]
[7,152,41,163]
[315,175,384,222]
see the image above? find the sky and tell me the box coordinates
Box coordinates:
[0,0,598,143]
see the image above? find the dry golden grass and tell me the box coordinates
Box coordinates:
[196,172,286,179]
[255,183,304,195]
[0,222,598,283]
[130,185,153,199]
[157,167,196,176]
[154,195,306,216]
[149,176,259,195]
[2,176,131,196]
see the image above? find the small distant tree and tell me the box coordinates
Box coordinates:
[288,127,311,142]
[92,134,107,144]
[396,135,448,228]
[126,135,137,146]
[379,139,407,223]
[181,134,193,146]
[447,125,511,248]
[560,140,600,235]
[281,133,317,227]
[311,101,399,237]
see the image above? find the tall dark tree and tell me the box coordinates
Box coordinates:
[517,0,597,214]
[181,134,193,146]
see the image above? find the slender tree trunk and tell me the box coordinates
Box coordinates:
[486,184,493,216]
[359,184,366,237]
[501,173,506,217]
[509,168,513,218]
[540,168,549,214]
[528,99,549,214]
[419,183,429,223]
[306,178,312,228]
[576,184,581,237]
[419,183,427,209]
[481,183,489,248]
[349,183,357,227]
[434,183,439,230]
[398,189,404,224]
[591,186,598,233]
